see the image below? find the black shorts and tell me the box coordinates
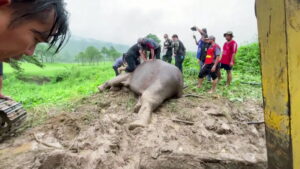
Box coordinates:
[220,63,233,71]
[198,64,219,80]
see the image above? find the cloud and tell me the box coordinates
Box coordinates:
[65,0,257,50]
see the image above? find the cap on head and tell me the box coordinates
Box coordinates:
[208,35,215,41]
[224,31,234,37]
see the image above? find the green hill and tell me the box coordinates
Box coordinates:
[56,35,129,62]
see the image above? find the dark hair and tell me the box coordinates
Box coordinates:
[172,34,178,38]
[9,0,69,53]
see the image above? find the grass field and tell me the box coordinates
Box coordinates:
[3,62,115,109]
[4,55,262,109]
[3,58,262,128]
[183,52,262,102]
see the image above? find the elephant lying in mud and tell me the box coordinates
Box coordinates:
[98,60,183,130]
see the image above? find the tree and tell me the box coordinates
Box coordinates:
[101,47,109,61]
[34,43,57,63]
[108,46,121,61]
[146,33,161,44]
[75,52,86,65]
[85,46,101,64]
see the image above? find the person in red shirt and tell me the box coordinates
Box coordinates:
[219,31,238,86]
[198,36,221,93]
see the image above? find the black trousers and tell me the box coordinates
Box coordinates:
[113,66,119,76]
[155,46,161,59]
[175,55,185,72]
[125,53,140,72]
[163,53,172,63]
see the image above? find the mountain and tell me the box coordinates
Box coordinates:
[56,35,129,62]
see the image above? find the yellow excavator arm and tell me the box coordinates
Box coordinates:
[256,0,300,168]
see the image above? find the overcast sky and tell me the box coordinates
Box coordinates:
[65,0,258,51]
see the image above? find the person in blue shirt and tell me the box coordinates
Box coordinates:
[193,26,211,81]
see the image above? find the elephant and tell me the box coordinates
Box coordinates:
[98,60,183,130]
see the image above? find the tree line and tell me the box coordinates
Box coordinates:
[75,46,121,65]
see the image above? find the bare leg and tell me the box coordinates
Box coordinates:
[208,79,218,93]
[226,70,232,86]
[217,70,222,83]
[197,78,204,88]
[98,73,131,92]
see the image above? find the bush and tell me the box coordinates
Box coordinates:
[235,43,261,75]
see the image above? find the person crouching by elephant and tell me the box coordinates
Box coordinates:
[138,38,161,60]
[122,43,142,73]
[172,34,186,73]
[113,54,127,76]
[198,36,221,93]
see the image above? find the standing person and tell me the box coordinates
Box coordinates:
[112,54,126,76]
[0,0,69,62]
[198,36,221,93]
[172,34,186,73]
[197,37,211,69]
[193,26,211,81]
[219,31,238,86]
[192,26,208,63]
[162,34,173,63]
[123,43,142,73]
[138,38,161,60]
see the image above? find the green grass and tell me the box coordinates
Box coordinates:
[3,56,262,129]
[183,51,262,102]
[3,62,114,109]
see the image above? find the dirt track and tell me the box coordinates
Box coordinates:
[0,90,267,169]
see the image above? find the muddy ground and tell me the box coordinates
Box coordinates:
[0,90,267,169]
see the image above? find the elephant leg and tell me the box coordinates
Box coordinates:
[134,97,142,113]
[98,73,131,92]
[129,91,164,130]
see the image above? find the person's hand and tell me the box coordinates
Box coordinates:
[211,65,216,72]
[198,59,201,64]
[230,61,234,67]
[118,67,125,72]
